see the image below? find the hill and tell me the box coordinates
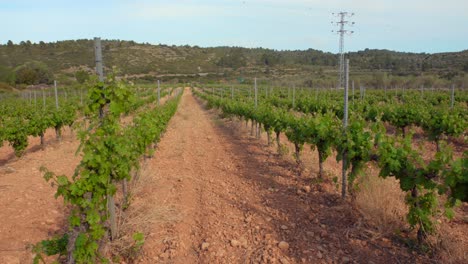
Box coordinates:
[1,39,467,86]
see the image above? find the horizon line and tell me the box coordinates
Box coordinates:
[2,38,467,55]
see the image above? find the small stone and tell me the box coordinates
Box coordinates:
[320,230,328,238]
[239,237,248,248]
[201,242,210,251]
[5,166,16,173]
[278,241,289,251]
[159,252,169,259]
[217,249,226,257]
[342,256,351,263]
[280,257,290,264]
[230,240,240,247]
[306,231,314,237]
[281,225,288,230]
[317,251,323,259]
[302,186,311,193]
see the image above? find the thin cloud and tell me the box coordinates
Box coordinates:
[127,2,236,20]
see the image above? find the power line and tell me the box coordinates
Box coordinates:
[332,12,354,89]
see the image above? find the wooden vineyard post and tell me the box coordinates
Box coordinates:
[54,80,62,141]
[342,59,349,199]
[315,85,318,100]
[450,84,455,109]
[157,80,161,105]
[255,78,260,139]
[54,81,59,109]
[254,78,258,107]
[95,37,117,242]
[42,89,46,109]
[94,38,104,82]
[292,84,296,108]
[41,89,46,147]
[351,80,354,104]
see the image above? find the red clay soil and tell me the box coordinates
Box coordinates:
[0,128,79,263]
[135,89,432,264]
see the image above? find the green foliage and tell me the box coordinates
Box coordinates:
[196,85,468,245]
[75,70,90,84]
[336,117,373,189]
[216,48,247,69]
[422,107,467,143]
[306,112,340,173]
[41,74,181,263]
[442,151,468,205]
[14,61,53,85]
[376,131,464,239]
[0,65,15,85]
[0,93,77,156]
[32,234,68,264]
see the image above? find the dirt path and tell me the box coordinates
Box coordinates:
[136,89,426,264]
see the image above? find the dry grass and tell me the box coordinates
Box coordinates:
[355,169,407,236]
[435,222,468,264]
[109,162,182,261]
[354,168,468,263]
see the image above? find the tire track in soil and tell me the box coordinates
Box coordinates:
[137,89,429,264]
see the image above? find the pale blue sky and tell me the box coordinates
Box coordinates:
[1,0,467,53]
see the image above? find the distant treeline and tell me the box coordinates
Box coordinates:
[0,39,467,88]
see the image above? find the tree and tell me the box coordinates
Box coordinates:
[216,48,246,69]
[0,66,15,84]
[7,40,13,46]
[75,70,90,84]
[14,61,53,85]
[463,61,468,73]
